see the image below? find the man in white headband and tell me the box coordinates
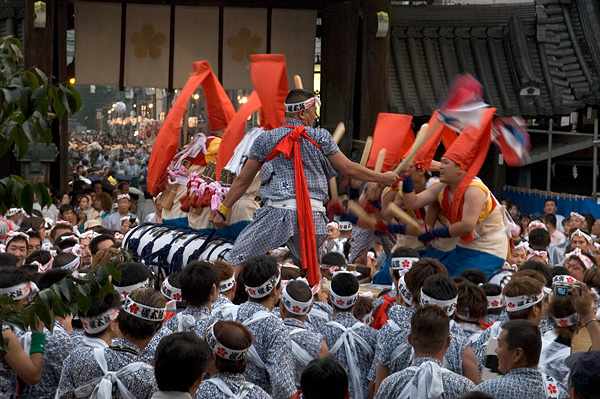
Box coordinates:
[279,280,328,388]
[570,229,592,254]
[4,208,21,230]
[224,255,296,399]
[320,272,378,399]
[477,320,569,399]
[57,288,165,399]
[375,306,475,399]
[325,221,346,255]
[564,247,595,281]
[101,192,134,234]
[212,262,237,316]
[4,231,29,266]
[214,89,398,284]
[164,261,219,335]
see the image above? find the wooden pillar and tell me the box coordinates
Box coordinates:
[24,0,69,192]
[358,0,390,141]
[320,0,359,158]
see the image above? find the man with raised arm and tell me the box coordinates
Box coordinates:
[214,89,398,277]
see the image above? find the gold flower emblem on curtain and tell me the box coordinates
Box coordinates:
[227,28,262,62]
[131,24,166,59]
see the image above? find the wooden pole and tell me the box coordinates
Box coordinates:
[359,136,373,166]
[388,203,421,230]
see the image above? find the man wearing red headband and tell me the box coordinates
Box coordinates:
[214,89,398,280]
[403,109,508,277]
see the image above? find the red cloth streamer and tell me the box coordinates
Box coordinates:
[263,125,321,285]
[250,54,289,130]
[147,61,235,195]
[440,107,496,243]
[367,113,414,172]
[410,111,457,171]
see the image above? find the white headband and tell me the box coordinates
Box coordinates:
[219,276,235,292]
[60,256,81,272]
[80,308,119,334]
[5,208,20,217]
[63,244,83,258]
[571,229,592,243]
[5,231,29,247]
[527,221,547,231]
[123,296,166,322]
[565,247,594,269]
[245,273,280,299]
[552,275,579,285]
[205,322,248,361]
[397,273,413,305]
[504,290,544,312]
[526,249,548,264]
[31,258,54,274]
[160,278,182,301]
[456,307,479,322]
[367,251,375,260]
[487,294,504,309]
[81,230,100,240]
[117,194,131,201]
[281,283,313,315]
[329,285,359,309]
[513,241,530,251]
[0,282,31,300]
[391,257,419,271]
[58,234,80,244]
[338,221,352,231]
[114,279,150,299]
[570,212,586,222]
[284,96,320,113]
[552,313,579,328]
[326,221,339,230]
[420,290,458,316]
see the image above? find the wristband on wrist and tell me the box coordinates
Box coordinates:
[431,226,451,238]
[388,224,407,235]
[402,176,414,193]
[341,212,359,226]
[30,331,46,355]
[348,187,360,200]
[217,203,231,217]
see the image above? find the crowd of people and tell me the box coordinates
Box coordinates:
[0,87,599,399]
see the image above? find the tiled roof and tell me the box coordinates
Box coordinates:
[388,0,600,117]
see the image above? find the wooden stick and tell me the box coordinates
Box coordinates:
[347,200,376,230]
[387,203,421,230]
[359,136,373,166]
[332,122,345,144]
[374,148,386,173]
[394,120,438,174]
[294,75,303,89]
[329,178,338,200]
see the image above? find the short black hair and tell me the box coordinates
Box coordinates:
[551,266,570,278]
[59,204,73,214]
[405,258,448,303]
[0,266,30,288]
[25,250,53,266]
[285,89,315,111]
[180,261,220,306]
[116,262,152,286]
[154,332,211,392]
[301,357,348,399]
[0,253,20,268]
[36,269,71,290]
[421,274,458,302]
[519,261,552,287]
[459,268,489,285]
[89,234,116,256]
[543,213,557,228]
[285,280,312,303]
[321,252,346,267]
[410,305,450,354]
[544,199,557,207]
[241,255,280,302]
[501,319,541,366]
[330,272,359,311]
[528,228,551,250]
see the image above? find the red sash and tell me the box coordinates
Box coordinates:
[263,125,321,285]
[371,293,395,330]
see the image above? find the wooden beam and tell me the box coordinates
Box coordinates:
[71,0,344,9]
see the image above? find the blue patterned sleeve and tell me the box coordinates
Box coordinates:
[265,324,297,399]
[313,127,340,156]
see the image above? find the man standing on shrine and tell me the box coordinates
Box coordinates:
[214,89,397,279]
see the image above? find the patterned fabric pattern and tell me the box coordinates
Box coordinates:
[476,367,569,399]
[57,338,158,399]
[319,312,378,399]
[164,306,213,333]
[194,372,272,399]
[374,357,476,399]
[22,323,76,399]
[234,302,296,399]
[247,119,340,202]
[140,326,173,364]
[283,318,323,387]
[305,301,333,334]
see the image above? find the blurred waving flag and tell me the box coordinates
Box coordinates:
[437,74,489,133]
[492,116,531,166]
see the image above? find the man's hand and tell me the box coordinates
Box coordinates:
[213,213,226,230]
[573,284,597,319]
[380,171,399,187]
[120,219,130,235]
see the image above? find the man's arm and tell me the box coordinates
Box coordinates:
[213,159,262,229]
[327,152,398,186]
[402,182,442,210]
